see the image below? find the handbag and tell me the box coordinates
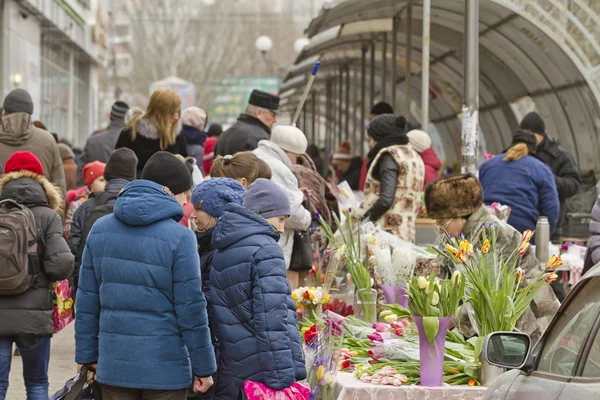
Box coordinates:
[289,190,313,272]
[50,366,102,400]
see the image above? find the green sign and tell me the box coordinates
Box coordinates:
[210,77,281,125]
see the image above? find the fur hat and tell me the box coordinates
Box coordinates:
[270,125,307,155]
[333,140,354,160]
[407,130,432,153]
[425,175,483,219]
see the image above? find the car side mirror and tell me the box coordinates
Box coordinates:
[482,332,533,370]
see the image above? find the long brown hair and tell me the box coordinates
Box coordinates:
[131,88,181,150]
[211,152,272,184]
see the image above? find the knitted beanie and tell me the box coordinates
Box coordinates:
[104,148,138,182]
[4,151,43,175]
[3,89,34,115]
[83,161,106,187]
[425,175,483,219]
[407,130,432,153]
[191,178,245,218]
[58,143,75,160]
[110,101,130,121]
[333,141,354,160]
[367,114,407,142]
[370,102,394,116]
[270,125,307,154]
[519,112,546,137]
[141,151,192,195]
[243,178,290,219]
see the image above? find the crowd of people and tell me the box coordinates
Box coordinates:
[0,81,593,400]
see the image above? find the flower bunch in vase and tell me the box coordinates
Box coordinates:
[317,210,375,323]
[406,272,465,386]
[431,228,562,338]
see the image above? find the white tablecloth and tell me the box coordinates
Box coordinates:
[334,372,487,400]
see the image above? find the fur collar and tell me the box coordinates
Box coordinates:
[136,117,160,140]
[0,170,64,213]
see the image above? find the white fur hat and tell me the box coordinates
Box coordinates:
[270,125,308,155]
[407,129,432,153]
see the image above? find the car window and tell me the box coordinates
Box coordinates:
[537,279,600,377]
[583,323,600,378]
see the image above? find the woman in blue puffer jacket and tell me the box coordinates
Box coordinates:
[75,152,216,398]
[210,178,306,394]
[189,178,246,400]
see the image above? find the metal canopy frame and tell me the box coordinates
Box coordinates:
[281,0,600,173]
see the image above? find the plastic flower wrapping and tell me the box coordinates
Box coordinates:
[293,286,331,325]
[53,279,74,334]
[363,223,434,287]
[488,202,512,222]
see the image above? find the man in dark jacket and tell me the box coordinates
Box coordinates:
[68,148,138,292]
[520,112,581,233]
[80,101,130,165]
[214,90,279,157]
[76,152,215,398]
[0,152,74,399]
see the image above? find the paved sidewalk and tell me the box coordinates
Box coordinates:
[6,324,75,400]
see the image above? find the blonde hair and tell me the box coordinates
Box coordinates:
[211,152,272,184]
[503,143,529,162]
[131,88,181,150]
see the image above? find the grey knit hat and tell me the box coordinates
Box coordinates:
[110,101,130,121]
[3,89,34,115]
[243,178,290,219]
[105,148,138,182]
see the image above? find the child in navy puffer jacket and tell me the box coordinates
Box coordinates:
[189,178,245,400]
[210,179,306,394]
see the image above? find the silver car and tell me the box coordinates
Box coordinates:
[482,265,600,399]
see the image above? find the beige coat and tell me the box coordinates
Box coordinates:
[0,113,66,195]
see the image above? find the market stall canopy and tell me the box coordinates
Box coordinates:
[281,0,600,173]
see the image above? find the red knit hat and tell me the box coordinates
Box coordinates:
[4,151,44,175]
[83,161,106,187]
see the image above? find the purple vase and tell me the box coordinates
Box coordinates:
[413,316,452,387]
[381,285,408,308]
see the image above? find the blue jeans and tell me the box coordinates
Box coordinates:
[0,336,51,400]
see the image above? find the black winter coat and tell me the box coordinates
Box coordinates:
[115,118,188,178]
[214,114,270,157]
[535,137,581,203]
[365,153,399,222]
[0,171,74,336]
[338,157,364,191]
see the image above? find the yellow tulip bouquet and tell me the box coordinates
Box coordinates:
[431,228,562,338]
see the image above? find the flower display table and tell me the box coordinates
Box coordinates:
[334,372,487,400]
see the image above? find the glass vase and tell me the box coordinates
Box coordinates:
[354,288,377,325]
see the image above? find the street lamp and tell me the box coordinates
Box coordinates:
[255,35,273,55]
[294,38,310,54]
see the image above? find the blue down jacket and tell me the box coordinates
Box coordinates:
[210,203,306,390]
[75,180,216,390]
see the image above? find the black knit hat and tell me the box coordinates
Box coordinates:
[519,112,546,137]
[142,151,192,195]
[110,101,130,121]
[367,114,407,142]
[370,102,394,116]
[105,148,138,182]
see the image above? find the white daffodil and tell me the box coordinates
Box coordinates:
[335,245,347,261]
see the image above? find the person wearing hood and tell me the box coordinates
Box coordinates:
[182,107,208,166]
[75,151,215,398]
[358,114,425,242]
[407,129,441,188]
[0,89,66,194]
[210,179,306,394]
[189,178,245,400]
[202,124,222,175]
[79,101,130,166]
[116,88,187,177]
[479,130,560,239]
[331,141,363,190]
[519,112,581,236]
[425,174,559,343]
[253,126,311,277]
[0,152,73,399]
[215,90,279,157]
[68,148,138,296]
